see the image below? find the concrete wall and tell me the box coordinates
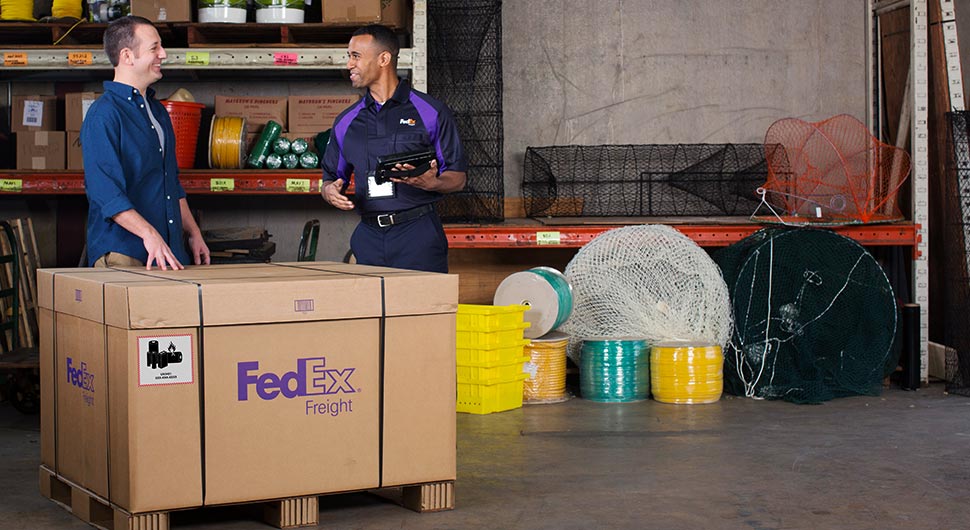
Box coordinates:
[503,0,869,198]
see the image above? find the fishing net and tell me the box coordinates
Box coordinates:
[561,225,733,362]
[755,114,910,225]
[713,228,901,404]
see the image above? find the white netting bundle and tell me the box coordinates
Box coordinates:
[561,225,733,361]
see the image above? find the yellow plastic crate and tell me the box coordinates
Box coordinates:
[457,356,530,381]
[456,323,530,349]
[456,374,528,414]
[457,339,530,365]
[457,304,530,331]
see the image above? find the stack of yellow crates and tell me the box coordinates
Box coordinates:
[455,304,531,414]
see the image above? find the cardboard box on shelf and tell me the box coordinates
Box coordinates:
[12,95,57,132]
[16,131,65,170]
[39,263,457,513]
[288,94,358,131]
[322,0,407,27]
[381,0,408,29]
[130,0,191,21]
[67,131,83,170]
[323,0,381,24]
[215,96,288,131]
[65,92,100,132]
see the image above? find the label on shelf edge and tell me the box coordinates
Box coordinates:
[536,231,561,245]
[67,52,93,66]
[0,179,23,192]
[286,178,311,193]
[210,178,235,192]
[273,52,299,66]
[186,52,210,66]
[3,53,27,66]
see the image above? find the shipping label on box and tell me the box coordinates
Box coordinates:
[12,95,57,132]
[138,335,194,386]
[288,94,358,131]
[17,131,65,170]
[215,96,288,130]
[65,92,100,131]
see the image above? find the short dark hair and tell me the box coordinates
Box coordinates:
[352,24,399,65]
[104,16,155,67]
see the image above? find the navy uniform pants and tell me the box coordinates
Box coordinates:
[350,211,449,273]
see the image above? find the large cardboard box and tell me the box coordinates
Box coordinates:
[39,263,457,513]
[12,95,57,132]
[65,92,100,132]
[16,131,65,170]
[288,94,358,131]
[67,131,83,170]
[130,0,191,21]
[215,96,288,131]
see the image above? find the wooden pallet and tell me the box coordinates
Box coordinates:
[40,465,455,529]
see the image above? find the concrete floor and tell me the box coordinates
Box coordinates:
[3,386,970,530]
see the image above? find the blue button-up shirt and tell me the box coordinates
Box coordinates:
[82,81,188,266]
[322,79,467,214]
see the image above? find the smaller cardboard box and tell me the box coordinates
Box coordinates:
[12,95,57,132]
[130,0,191,21]
[17,131,65,170]
[67,131,83,170]
[65,92,100,132]
[288,94,358,131]
[323,0,381,24]
[215,96,288,131]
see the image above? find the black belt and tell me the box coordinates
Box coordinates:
[362,204,435,228]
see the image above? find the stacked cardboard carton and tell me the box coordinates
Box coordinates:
[39,262,457,514]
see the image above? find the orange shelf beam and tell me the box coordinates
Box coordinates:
[0,170,327,195]
[444,223,920,249]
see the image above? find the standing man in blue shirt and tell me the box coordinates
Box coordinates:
[321,24,467,273]
[82,16,209,270]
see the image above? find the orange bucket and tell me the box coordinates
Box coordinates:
[162,100,205,169]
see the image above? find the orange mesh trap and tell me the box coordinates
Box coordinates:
[756,114,911,225]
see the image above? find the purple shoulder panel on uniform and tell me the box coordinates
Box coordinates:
[333,99,367,179]
[408,92,444,168]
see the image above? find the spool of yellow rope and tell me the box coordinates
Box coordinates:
[650,342,723,404]
[0,0,35,20]
[208,115,247,169]
[523,331,569,403]
[52,0,82,19]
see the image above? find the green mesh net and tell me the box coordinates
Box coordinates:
[713,228,901,404]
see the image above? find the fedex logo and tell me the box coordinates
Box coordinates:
[66,357,95,393]
[237,357,356,401]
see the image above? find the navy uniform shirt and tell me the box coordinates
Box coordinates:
[322,79,467,214]
[82,81,189,266]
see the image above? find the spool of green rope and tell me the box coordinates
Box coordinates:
[580,338,650,402]
[493,266,573,339]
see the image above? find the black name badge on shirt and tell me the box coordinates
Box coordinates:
[366,170,396,199]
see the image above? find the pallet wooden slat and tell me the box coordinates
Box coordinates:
[41,465,454,529]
